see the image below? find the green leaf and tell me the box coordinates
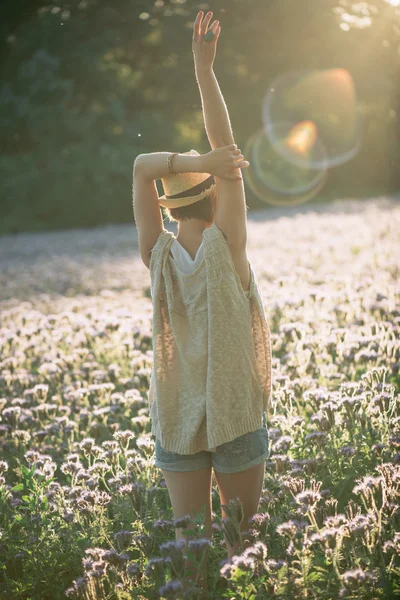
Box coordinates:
[11,483,24,492]
[314,566,329,574]
[277,566,287,581]
[306,570,325,583]
[21,465,33,478]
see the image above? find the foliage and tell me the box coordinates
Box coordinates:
[0,0,400,233]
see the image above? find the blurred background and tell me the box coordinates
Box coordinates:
[1,0,399,234]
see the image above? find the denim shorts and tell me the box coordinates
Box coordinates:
[154,412,269,474]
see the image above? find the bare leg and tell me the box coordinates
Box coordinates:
[214,461,265,559]
[161,466,213,596]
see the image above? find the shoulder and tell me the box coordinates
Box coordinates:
[202,222,228,245]
[146,228,175,270]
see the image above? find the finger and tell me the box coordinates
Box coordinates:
[238,160,250,168]
[203,11,213,31]
[201,11,213,36]
[209,19,219,31]
[193,11,203,41]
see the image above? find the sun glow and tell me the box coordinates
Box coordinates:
[285,121,318,156]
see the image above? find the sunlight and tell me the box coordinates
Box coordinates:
[285,121,318,157]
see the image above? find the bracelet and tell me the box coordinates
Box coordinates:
[167,152,179,175]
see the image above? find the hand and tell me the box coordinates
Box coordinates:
[192,10,221,74]
[200,144,250,181]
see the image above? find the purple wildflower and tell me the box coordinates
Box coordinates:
[173,514,192,530]
[126,561,141,577]
[159,539,186,578]
[304,431,329,447]
[219,558,235,580]
[158,580,184,599]
[144,556,166,585]
[340,445,356,458]
[341,567,375,589]
[134,533,156,558]
[265,559,286,573]
[231,553,256,573]
[273,435,293,452]
[272,454,290,474]
[65,576,90,598]
[187,538,211,562]
[295,490,322,508]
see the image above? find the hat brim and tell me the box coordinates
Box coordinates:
[159,182,216,209]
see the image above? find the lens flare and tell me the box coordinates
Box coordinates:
[263,69,363,169]
[251,126,327,195]
[243,129,328,206]
[284,120,318,158]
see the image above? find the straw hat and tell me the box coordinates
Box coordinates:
[159,150,216,209]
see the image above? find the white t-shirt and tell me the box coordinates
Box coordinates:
[170,238,250,299]
[170,238,205,275]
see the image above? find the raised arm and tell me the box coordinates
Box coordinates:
[192,12,234,151]
[193,11,249,249]
[133,147,247,183]
[133,146,249,269]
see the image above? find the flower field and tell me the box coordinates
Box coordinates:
[0,196,399,599]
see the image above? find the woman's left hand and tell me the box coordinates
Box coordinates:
[200,144,250,180]
[192,10,220,74]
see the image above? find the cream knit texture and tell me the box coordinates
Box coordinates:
[148,222,272,454]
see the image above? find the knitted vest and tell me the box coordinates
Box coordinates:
[148,222,272,454]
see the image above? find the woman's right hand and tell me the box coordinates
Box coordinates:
[200,145,250,181]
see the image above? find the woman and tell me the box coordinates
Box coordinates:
[132,10,272,595]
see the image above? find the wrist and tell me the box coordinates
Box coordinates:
[195,65,213,79]
[172,154,205,175]
[195,154,207,174]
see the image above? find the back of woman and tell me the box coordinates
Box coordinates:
[132,10,273,597]
[148,220,271,455]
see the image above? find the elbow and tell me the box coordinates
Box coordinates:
[133,154,146,172]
